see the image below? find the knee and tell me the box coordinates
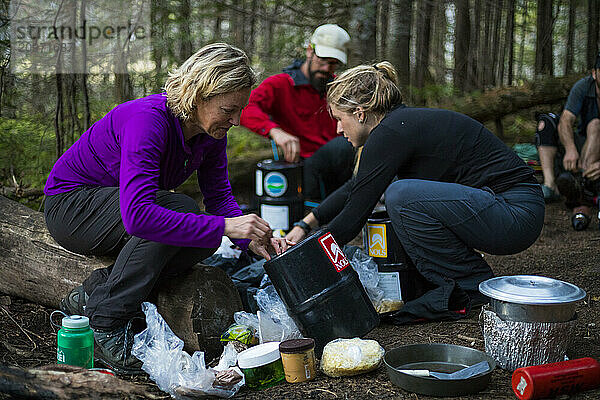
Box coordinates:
[384,180,416,209]
[156,191,201,214]
[535,113,559,147]
[177,194,201,214]
[586,118,600,138]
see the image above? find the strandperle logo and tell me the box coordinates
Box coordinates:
[264,172,288,197]
[10,0,151,74]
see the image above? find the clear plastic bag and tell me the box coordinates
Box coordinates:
[233,311,259,332]
[320,337,385,377]
[255,284,303,342]
[132,302,244,399]
[349,247,385,310]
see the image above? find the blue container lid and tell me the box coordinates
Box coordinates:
[62,315,90,329]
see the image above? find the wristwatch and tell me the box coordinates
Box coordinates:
[293,220,311,234]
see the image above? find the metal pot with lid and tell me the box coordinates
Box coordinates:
[479,275,586,322]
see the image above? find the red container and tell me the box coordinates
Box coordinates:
[512,358,600,400]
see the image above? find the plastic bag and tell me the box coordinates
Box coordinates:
[255,284,303,342]
[214,236,242,259]
[132,302,244,399]
[320,338,385,377]
[348,247,385,310]
[220,323,257,346]
[233,311,260,332]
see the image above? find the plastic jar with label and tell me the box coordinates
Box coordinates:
[279,338,317,383]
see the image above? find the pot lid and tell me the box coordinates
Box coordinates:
[479,275,586,304]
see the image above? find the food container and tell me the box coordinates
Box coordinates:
[237,342,284,390]
[479,275,586,370]
[279,338,317,383]
[479,275,586,322]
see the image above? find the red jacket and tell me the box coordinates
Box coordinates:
[240,61,338,158]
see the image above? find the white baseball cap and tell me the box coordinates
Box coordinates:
[310,24,350,65]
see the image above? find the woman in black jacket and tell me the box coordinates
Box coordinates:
[287,62,544,322]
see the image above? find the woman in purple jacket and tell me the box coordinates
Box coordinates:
[44,43,290,374]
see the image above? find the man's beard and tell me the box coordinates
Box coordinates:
[308,59,331,94]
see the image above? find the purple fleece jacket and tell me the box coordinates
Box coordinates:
[44,93,249,250]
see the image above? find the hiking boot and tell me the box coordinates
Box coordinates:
[93,319,144,375]
[556,172,584,204]
[571,205,591,231]
[60,285,88,316]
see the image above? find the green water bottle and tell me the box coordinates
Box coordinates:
[57,315,94,368]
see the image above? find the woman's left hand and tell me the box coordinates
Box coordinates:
[249,237,296,260]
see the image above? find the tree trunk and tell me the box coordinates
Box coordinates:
[179,0,193,61]
[391,0,412,89]
[80,0,91,130]
[565,0,576,74]
[491,0,504,86]
[506,0,515,85]
[517,0,528,79]
[414,0,433,93]
[454,0,470,93]
[0,195,243,361]
[587,0,600,68]
[151,0,168,92]
[54,72,64,159]
[481,1,492,86]
[431,0,447,84]
[247,0,258,59]
[377,0,390,60]
[353,0,378,62]
[230,0,244,49]
[535,0,554,76]
[468,0,482,90]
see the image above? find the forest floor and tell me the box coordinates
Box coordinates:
[1,201,599,399]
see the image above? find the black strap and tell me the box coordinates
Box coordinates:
[293,220,311,233]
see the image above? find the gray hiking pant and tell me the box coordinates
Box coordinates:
[44,187,215,329]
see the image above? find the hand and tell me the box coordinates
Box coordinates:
[269,128,301,163]
[249,237,296,260]
[563,149,580,172]
[224,214,271,242]
[583,161,600,181]
[285,226,307,243]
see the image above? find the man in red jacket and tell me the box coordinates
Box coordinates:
[241,24,355,201]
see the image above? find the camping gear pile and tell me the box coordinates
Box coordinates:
[54,218,594,398]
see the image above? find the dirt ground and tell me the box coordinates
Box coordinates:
[1,201,599,399]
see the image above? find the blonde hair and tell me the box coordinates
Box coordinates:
[165,43,256,122]
[327,61,402,116]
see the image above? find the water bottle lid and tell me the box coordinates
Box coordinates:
[62,315,90,329]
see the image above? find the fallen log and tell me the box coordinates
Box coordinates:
[0,364,158,399]
[447,74,583,123]
[0,195,242,361]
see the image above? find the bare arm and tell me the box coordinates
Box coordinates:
[269,127,301,163]
[285,212,319,242]
[558,110,578,171]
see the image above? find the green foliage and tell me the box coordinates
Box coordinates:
[0,117,55,189]
[226,126,271,158]
[503,114,537,146]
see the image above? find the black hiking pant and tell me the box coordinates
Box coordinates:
[44,187,216,329]
[303,136,355,201]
